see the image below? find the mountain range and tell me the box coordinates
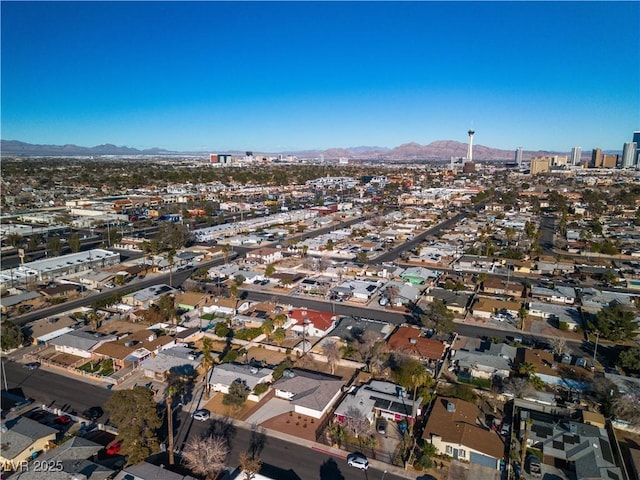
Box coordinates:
[0,139,568,161]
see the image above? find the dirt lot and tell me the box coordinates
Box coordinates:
[246,346,290,366]
[202,392,259,421]
[97,320,150,336]
[260,410,323,442]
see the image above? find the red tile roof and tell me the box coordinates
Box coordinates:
[289,308,336,332]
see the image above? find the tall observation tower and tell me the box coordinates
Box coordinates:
[467,129,475,163]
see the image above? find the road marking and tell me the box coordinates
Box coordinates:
[311,445,346,459]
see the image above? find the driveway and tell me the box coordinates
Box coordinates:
[245,397,292,425]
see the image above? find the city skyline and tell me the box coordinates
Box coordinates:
[1,1,638,153]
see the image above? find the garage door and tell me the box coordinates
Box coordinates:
[469,451,498,469]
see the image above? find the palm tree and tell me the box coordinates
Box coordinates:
[222,243,230,264]
[167,249,176,288]
[201,337,215,399]
[165,384,179,465]
[272,313,287,329]
[262,319,274,342]
[518,361,537,378]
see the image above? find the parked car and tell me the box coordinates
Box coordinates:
[500,422,511,436]
[82,406,104,420]
[527,454,542,478]
[192,409,210,422]
[376,418,388,435]
[347,453,369,470]
[24,362,40,370]
[106,441,122,455]
[55,415,72,426]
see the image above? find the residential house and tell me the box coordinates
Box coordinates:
[113,462,198,480]
[201,297,250,317]
[273,369,344,419]
[454,343,517,380]
[140,346,201,382]
[49,330,117,358]
[0,291,41,315]
[530,286,577,305]
[518,349,589,390]
[332,279,382,300]
[121,284,178,310]
[24,315,78,345]
[527,302,582,331]
[387,325,447,364]
[400,267,440,285]
[381,281,420,307]
[174,291,208,311]
[245,246,283,264]
[456,255,495,272]
[330,316,394,342]
[12,436,114,480]
[208,363,274,399]
[0,417,58,468]
[524,409,623,480]
[423,396,504,469]
[289,308,338,338]
[299,277,332,295]
[334,380,422,424]
[471,297,522,319]
[39,284,79,300]
[482,277,524,298]
[92,329,175,370]
[423,288,472,315]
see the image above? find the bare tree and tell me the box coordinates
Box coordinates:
[344,406,370,439]
[324,340,342,375]
[613,391,640,426]
[355,330,380,365]
[504,377,533,399]
[239,451,262,480]
[549,336,568,358]
[182,435,229,480]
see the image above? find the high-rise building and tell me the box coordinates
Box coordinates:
[515,147,523,166]
[622,142,637,169]
[602,154,618,169]
[467,129,475,163]
[591,148,603,168]
[570,147,582,166]
[530,157,551,175]
[634,132,640,166]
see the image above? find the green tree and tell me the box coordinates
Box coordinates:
[619,347,640,374]
[104,387,161,465]
[1,320,24,351]
[392,355,434,405]
[6,233,23,248]
[27,233,42,251]
[590,305,637,342]
[46,237,63,256]
[68,232,81,253]
[422,298,455,333]
[261,319,274,341]
[325,239,334,251]
[264,263,276,277]
[222,380,249,407]
[356,251,368,263]
[272,328,286,345]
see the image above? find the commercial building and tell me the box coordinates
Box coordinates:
[570,146,582,166]
[591,148,603,168]
[622,142,637,169]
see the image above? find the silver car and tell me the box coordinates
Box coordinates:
[191,409,210,421]
[347,453,369,470]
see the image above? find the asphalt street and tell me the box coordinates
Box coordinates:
[1,359,112,419]
[174,412,407,480]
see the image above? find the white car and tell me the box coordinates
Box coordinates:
[191,409,210,422]
[347,453,369,470]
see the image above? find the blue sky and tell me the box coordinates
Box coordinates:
[2,1,638,152]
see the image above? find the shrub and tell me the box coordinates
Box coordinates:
[253,383,269,395]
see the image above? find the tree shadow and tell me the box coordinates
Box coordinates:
[319,458,345,480]
[258,462,302,480]
[206,416,237,446]
[248,422,268,458]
